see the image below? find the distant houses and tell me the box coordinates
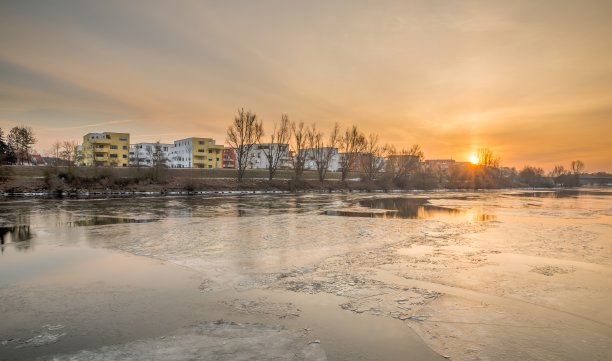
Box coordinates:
[74,131,474,176]
[79,132,228,169]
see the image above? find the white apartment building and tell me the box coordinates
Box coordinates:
[244,143,291,169]
[129,143,172,167]
[168,137,224,168]
[302,147,340,172]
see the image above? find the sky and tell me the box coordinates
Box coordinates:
[0,0,611,172]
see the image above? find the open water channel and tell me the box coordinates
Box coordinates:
[1,190,611,360]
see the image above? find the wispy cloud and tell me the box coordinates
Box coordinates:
[45,119,135,131]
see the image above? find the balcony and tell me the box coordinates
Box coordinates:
[92,139,112,145]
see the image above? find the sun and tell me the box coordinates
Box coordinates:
[469,154,479,165]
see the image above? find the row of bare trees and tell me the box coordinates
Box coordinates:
[48,140,78,167]
[226,108,424,182]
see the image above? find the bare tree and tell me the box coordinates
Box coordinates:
[291,121,309,180]
[384,144,424,182]
[60,140,77,168]
[149,141,168,181]
[47,141,62,168]
[7,126,36,165]
[570,160,584,174]
[339,125,366,181]
[476,148,500,168]
[261,114,291,181]
[361,133,385,181]
[549,165,567,178]
[306,123,339,182]
[320,123,340,182]
[226,108,264,182]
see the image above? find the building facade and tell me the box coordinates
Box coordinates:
[302,147,340,172]
[244,143,291,169]
[129,142,172,167]
[222,147,236,169]
[168,137,224,168]
[423,159,456,171]
[82,132,130,167]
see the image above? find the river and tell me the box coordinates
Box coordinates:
[1,189,611,360]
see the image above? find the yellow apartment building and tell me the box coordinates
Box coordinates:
[82,132,130,167]
[194,138,224,169]
[169,137,224,168]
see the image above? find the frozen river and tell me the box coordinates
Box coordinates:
[1,190,611,360]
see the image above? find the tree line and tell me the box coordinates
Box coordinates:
[226,108,424,184]
[225,108,591,189]
[518,160,585,187]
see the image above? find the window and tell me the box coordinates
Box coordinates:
[106,135,111,139]
[198,149,204,153]
[119,137,127,141]
[198,141,204,145]
[110,145,118,150]
[208,149,212,153]
[110,154,118,158]
[122,146,128,150]
[208,165,212,168]
[122,154,127,158]
[216,157,220,161]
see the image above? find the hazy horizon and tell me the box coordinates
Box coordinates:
[1,0,611,172]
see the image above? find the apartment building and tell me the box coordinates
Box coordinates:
[129,142,172,167]
[423,159,456,171]
[302,147,340,172]
[82,132,130,167]
[168,137,224,168]
[222,147,236,169]
[243,143,291,169]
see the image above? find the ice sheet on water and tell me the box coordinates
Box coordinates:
[38,321,326,361]
[4,324,67,349]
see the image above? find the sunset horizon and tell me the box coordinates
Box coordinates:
[1,3,611,361]
[1,1,611,172]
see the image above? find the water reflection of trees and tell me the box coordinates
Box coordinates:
[358,198,462,219]
[0,212,33,253]
[324,197,497,221]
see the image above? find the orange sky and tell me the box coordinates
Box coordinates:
[1,1,611,171]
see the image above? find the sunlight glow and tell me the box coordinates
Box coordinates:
[469,154,479,165]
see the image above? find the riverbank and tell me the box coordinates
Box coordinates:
[0,175,382,197]
[1,165,608,197]
[0,165,376,196]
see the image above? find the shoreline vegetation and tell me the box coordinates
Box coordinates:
[1,165,608,197]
